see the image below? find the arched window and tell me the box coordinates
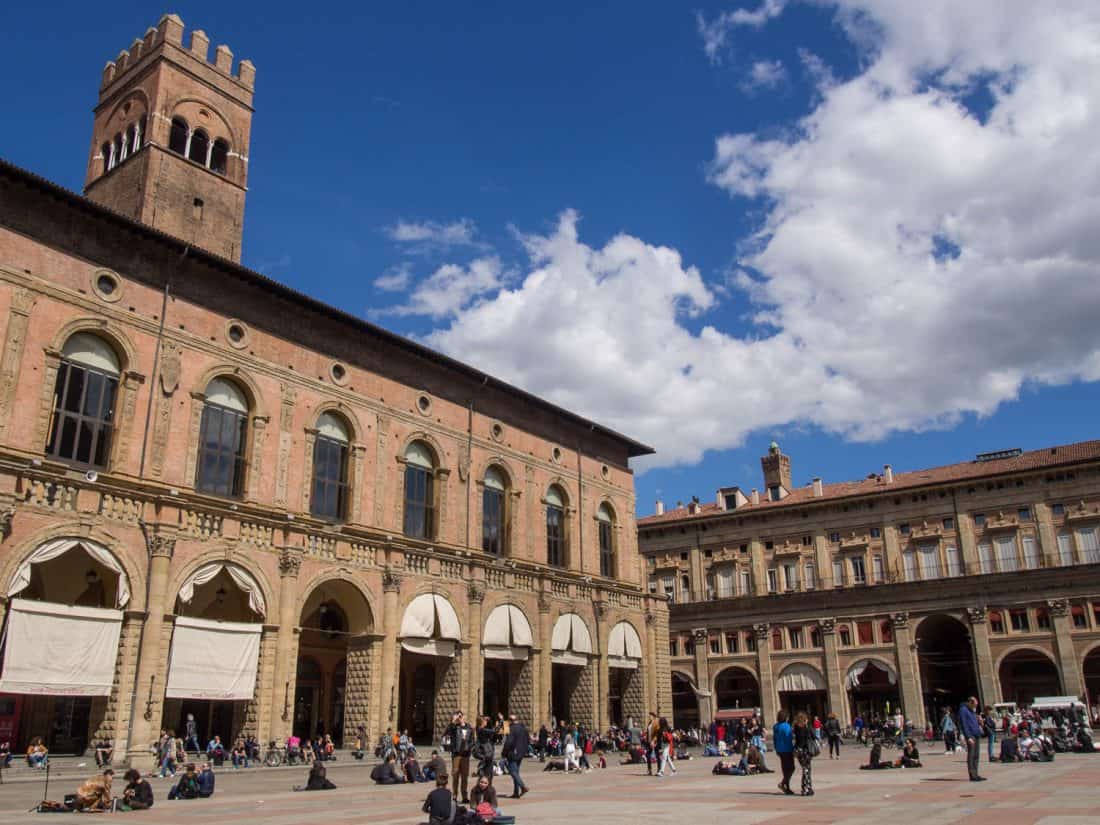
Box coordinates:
[311,412,350,521]
[188,128,209,165]
[482,466,506,556]
[101,142,111,175]
[123,125,136,161]
[112,134,123,169]
[210,138,229,175]
[169,117,189,155]
[403,441,435,539]
[195,377,248,498]
[46,333,121,468]
[598,503,615,577]
[546,485,566,568]
[134,115,146,153]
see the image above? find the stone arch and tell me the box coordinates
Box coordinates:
[309,401,364,444]
[842,654,898,682]
[295,570,377,633]
[399,430,450,470]
[997,645,1062,705]
[192,363,268,420]
[712,664,761,711]
[993,644,1058,675]
[543,476,573,506]
[481,594,539,647]
[49,317,138,372]
[169,96,238,146]
[475,454,519,489]
[166,549,275,620]
[101,89,151,135]
[397,586,464,637]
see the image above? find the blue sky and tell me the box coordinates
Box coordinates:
[4,1,1100,515]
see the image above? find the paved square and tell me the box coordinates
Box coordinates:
[0,745,1097,824]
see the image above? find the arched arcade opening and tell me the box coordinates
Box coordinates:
[398,594,461,744]
[999,649,1062,706]
[550,613,594,727]
[916,614,978,724]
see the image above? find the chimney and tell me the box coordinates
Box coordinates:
[761,441,792,497]
[717,490,726,510]
[655,500,664,516]
[884,464,894,484]
[812,477,823,497]
[751,488,760,506]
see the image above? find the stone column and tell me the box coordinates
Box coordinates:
[883,525,902,581]
[270,547,302,741]
[754,623,776,723]
[467,581,486,717]
[1034,503,1060,568]
[966,606,999,707]
[127,528,175,760]
[819,618,848,725]
[691,627,713,726]
[1048,599,1085,697]
[378,570,402,732]
[644,610,659,715]
[812,532,830,591]
[750,539,767,596]
[956,513,978,573]
[594,601,610,731]
[890,612,925,728]
[537,592,552,726]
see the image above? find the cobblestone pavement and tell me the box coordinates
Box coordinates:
[1,745,1098,824]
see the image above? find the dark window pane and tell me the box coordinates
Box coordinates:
[311,436,349,520]
[404,465,433,539]
[46,361,117,468]
[196,403,248,497]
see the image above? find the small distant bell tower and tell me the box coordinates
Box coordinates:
[761,441,791,501]
[83,14,255,261]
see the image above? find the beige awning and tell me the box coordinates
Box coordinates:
[400,594,461,657]
[776,662,826,693]
[550,613,592,666]
[166,616,261,700]
[608,621,643,669]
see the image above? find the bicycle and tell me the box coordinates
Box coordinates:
[263,741,300,767]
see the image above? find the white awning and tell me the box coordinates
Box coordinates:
[846,658,898,690]
[483,604,534,647]
[608,621,643,669]
[776,663,826,693]
[0,599,122,696]
[178,562,266,618]
[401,638,457,658]
[166,616,261,700]
[550,613,592,666]
[400,594,461,641]
[8,539,130,607]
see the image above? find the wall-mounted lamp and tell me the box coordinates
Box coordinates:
[143,674,156,721]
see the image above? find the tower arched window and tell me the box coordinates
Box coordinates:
[482,466,507,556]
[311,412,350,521]
[546,485,567,568]
[403,441,436,540]
[196,377,249,498]
[169,117,189,155]
[101,142,112,175]
[188,128,209,165]
[124,125,136,161]
[598,503,615,577]
[46,333,121,468]
[111,134,123,169]
[210,138,229,175]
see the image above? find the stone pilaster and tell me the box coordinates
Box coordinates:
[467,581,486,716]
[691,627,713,726]
[956,513,978,573]
[750,539,767,596]
[883,525,902,582]
[1047,599,1084,697]
[378,570,401,731]
[269,547,302,741]
[127,527,175,761]
[754,623,776,723]
[594,600,609,731]
[890,612,924,728]
[536,592,552,726]
[812,532,830,591]
[1034,503,1060,568]
[644,610,658,715]
[819,618,848,725]
[0,287,35,439]
[966,606,999,707]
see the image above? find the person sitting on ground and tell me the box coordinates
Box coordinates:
[744,743,772,774]
[94,738,113,768]
[26,737,48,768]
[74,768,113,811]
[404,751,425,782]
[206,735,226,765]
[712,759,746,776]
[999,733,1021,762]
[286,734,302,764]
[0,740,11,768]
[298,760,336,791]
[424,749,448,782]
[120,768,153,810]
[470,774,500,818]
[167,763,200,800]
[860,742,894,770]
[620,744,646,765]
[370,753,405,784]
[423,773,456,825]
[197,763,216,798]
[352,726,367,760]
[301,738,316,764]
[896,738,922,768]
[322,734,335,761]
[231,738,249,768]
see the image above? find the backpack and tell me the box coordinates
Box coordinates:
[807,735,821,758]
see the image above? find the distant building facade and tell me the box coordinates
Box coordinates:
[639,441,1100,730]
[0,14,668,763]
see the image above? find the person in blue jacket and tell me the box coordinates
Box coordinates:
[958,696,985,782]
[772,710,795,795]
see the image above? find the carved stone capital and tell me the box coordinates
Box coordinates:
[644,611,656,626]
[753,622,770,640]
[382,569,402,593]
[818,617,836,635]
[537,592,552,614]
[1045,598,1070,618]
[467,582,486,604]
[692,627,708,643]
[140,523,176,559]
[279,547,303,578]
[593,599,609,618]
[0,507,14,540]
[891,611,910,629]
[965,607,986,625]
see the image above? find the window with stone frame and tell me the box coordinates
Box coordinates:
[546,485,567,568]
[482,466,507,556]
[597,503,615,577]
[856,620,874,645]
[989,610,1005,634]
[196,377,249,498]
[403,441,436,539]
[838,624,852,646]
[310,412,350,521]
[46,333,121,469]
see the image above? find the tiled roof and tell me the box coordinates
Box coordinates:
[638,439,1100,526]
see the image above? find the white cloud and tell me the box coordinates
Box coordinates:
[380,257,504,320]
[696,1,788,64]
[384,218,484,252]
[742,59,787,91]
[374,263,412,292]
[415,2,1100,472]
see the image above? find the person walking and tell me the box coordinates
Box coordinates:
[825,712,842,759]
[793,712,815,796]
[941,709,957,753]
[982,706,997,763]
[655,717,676,777]
[502,714,530,799]
[773,711,795,795]
[645,711,659,776]
[959,696,985,782]
[444,711,474,804]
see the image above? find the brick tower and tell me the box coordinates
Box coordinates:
[83,14,255,261]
